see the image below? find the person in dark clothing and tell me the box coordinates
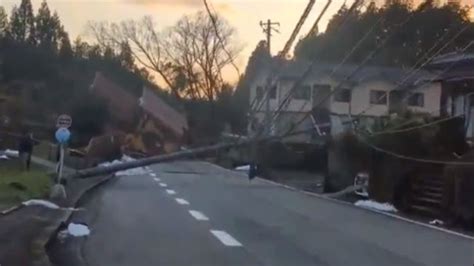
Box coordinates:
[18,132,34,171]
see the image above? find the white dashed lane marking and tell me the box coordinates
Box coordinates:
[159,183,167,187]
[150,173,157,177]
[153,177,161,182]
[166,189,176,195]
[188,210,209,221]
[210,230,242,247]
[175,198,190,205]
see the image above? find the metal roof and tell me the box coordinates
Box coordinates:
[140,87,188,138]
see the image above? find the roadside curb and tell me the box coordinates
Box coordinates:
[205,162,474,241]
[37,175,115,266]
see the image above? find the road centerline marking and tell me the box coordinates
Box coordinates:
[159,183,167,187]
[210,230,242,247]
[150,173,157,177]
[153,177,161,182]
[189,210,209,221]
[175,198,190,205]
[166,189,176,195]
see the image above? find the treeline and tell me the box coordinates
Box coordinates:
[0,0,166,145]
[294,0,474,66]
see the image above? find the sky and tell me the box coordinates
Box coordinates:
[1,0,472,84]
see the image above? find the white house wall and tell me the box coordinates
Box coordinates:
[409,83,442,116]
[249,72,442,134]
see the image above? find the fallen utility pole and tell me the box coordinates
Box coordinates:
[65,121,336,180]
[66,141,248,180]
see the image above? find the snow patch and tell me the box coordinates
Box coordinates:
[429,219,444,226]
[354,200,398,212]
[0,155,9,160]
[67,223,90,237]
[4,149,19,157]
[22,199,82,211]
[22,199,60,209]
[99,155,150,176]
[235,165,250,171]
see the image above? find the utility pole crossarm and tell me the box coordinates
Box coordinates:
[260,19,280,54]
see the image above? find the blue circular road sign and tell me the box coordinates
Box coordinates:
[55,128,71,144]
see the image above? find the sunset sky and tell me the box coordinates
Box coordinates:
[1,0,472,83]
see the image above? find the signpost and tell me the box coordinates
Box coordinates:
[56,114,72,129]
[55,115,72,184]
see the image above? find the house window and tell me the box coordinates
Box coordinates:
[256,86,264,102]
[370,90,387,105]
[408,92,424,107]
[334,89,351,103]
[294,85,311,100]
[269,86,277,99]
[313,84,331,105]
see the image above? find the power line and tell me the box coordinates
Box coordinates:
[367,114,464,136]
[245,0,359,137]
[276,2,463,140]
[279,0,316,57]
[273,7,384,118]
[251,0,366,122]
[355,22,473,118]
[202,0,241,77]
[363,104,448,135]
[358,136,474,166]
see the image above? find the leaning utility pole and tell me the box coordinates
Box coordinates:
[259,19,279,135]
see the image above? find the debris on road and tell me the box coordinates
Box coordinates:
[354,200,398,212]
[66,223,90,237]
[99,155,151,176]
[429,219,444,226]
[56,222,92,240]
[4,149,19,157]
[22,199,60,209]
[235,165,250,171]
[22,199,83,211]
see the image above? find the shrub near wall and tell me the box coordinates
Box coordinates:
[443,151,474,228]
[327,133,370,192]
[366,115,466,208]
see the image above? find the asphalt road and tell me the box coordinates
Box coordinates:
[52,161,474,266]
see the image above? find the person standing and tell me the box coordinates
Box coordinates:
[18,132,34,171]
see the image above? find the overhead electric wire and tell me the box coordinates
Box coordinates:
[202,0,241,77]
[369,114,464,136]
[355,22,474,118]
[275,2,461,140]
[273,5,383,120]
[357,137,474,166]
[251,0,366,121]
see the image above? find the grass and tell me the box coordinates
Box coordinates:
[0,159,52,207]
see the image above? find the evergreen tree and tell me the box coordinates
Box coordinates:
[118,41,135,70]
[73,37,89,58]
[294,0,474,66]
[0,7,8,38]
[102,45,115,61]
[9,0,35,43]
[58,29,73,61]
[35,1,62,51]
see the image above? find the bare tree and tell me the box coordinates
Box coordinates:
[88,12,241,102]
[88,17,179,98]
